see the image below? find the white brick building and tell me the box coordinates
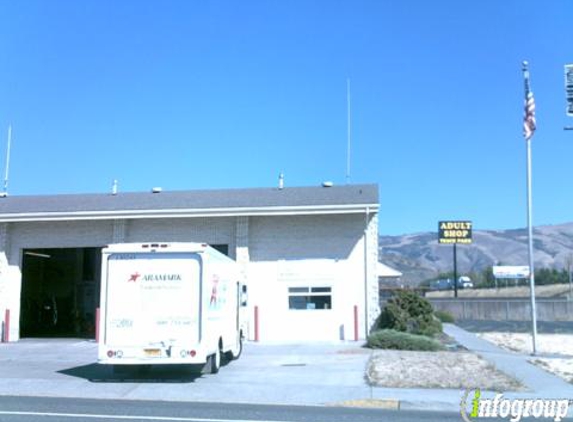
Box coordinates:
[0,184,379,343]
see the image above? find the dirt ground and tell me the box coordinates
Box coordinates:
[366,329,573,390]
[366,349,525,390]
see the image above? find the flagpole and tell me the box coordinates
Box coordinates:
[522,61,538,355]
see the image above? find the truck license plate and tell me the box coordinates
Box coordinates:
[144,348,161,357]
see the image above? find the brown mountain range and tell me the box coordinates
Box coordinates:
[379,222,573,285]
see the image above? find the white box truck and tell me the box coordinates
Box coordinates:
[98,242,246,374]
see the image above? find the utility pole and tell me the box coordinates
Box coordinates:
[566,254,573,300]
[453,244,458,298]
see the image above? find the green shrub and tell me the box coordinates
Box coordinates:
[435,310,455,323]
[375,290,442,337]
[367,329,444,351]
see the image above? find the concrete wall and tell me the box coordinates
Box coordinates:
[429,299,573,322]
[8,220,114,266]
[248,213,378,341]
[0,211,379,342]
[126,218,236,257]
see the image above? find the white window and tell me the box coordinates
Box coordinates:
[288,287,332,310]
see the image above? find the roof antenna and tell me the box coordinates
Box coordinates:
[346,78,351,185]
[112,179,118,195]
[1,125,12,198]
[278,172,284,190]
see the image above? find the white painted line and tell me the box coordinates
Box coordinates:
[0,411,293,422]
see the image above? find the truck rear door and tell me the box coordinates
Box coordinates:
[103,252,202,348]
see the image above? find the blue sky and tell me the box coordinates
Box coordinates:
[0,1,571,236]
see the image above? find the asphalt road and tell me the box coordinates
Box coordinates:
[0,396,516,422]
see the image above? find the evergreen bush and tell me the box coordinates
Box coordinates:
[435,310,455,323]
[367,329,444,351]
[375,290,442,337]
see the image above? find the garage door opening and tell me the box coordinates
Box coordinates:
[20,247,101,338]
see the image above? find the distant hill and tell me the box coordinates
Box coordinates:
[379,222,573,285]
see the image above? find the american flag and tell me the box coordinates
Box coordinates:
[523,90,536,140]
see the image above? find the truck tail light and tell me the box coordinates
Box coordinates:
[107,350,123,358]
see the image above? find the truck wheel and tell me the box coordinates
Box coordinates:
[226,335,243,361]
[235,336,243,359]
[208,349,221,374]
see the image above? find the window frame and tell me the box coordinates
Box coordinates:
[287,286,332,311]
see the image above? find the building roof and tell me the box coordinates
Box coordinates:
[377,262,402,278]
[0,184,379,222]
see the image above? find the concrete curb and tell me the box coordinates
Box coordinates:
[328,399,401,410]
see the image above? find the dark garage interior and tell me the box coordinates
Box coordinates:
[19,247,101,338]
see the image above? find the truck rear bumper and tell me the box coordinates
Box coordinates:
[98,345,208,365]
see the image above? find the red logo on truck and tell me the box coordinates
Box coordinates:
[128,272,141,282]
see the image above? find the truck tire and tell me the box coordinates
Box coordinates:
[235,336,243,359]
[208,349,221,374]
[226,335,243,361]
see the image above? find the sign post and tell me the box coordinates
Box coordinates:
[438,221,473,298]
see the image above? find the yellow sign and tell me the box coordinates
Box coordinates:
[438,221,472,244]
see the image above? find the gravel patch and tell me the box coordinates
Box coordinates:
[367,349,525,391]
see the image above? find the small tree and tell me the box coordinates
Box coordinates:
[477,266,496,289]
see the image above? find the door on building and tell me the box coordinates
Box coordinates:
[19,247,101,338]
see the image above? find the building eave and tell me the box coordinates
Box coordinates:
[0,203,380,223]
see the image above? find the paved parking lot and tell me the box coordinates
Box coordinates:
[0,339,377,406]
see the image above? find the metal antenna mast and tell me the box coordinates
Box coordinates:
[346,79,351,184]
[3,125,12,196]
